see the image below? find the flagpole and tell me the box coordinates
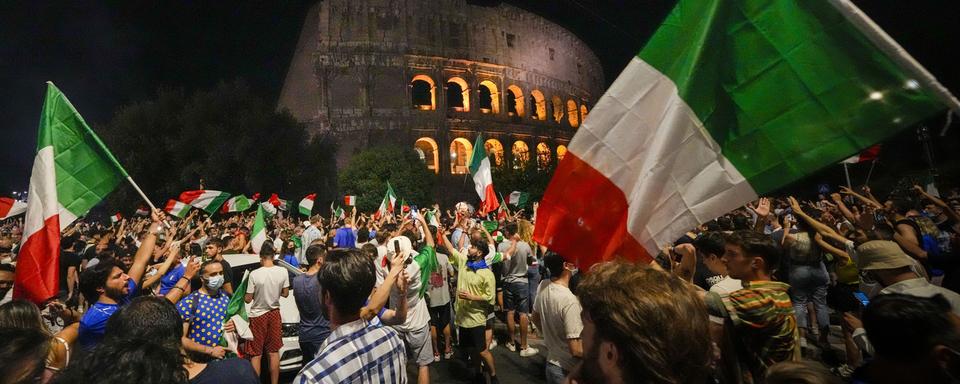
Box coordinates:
[842,163,852,189]
[864,160,878,186]
[124,176,170,227]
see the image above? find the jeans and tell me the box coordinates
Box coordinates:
[545,363,568,384]
[527,266,541,313]
[788,262,830,331]
[299,340,324,364]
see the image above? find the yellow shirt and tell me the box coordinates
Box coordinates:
[449,249,495,329]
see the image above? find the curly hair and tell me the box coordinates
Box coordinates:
[576,261,710,384]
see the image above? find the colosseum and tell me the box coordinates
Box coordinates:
[278,0,604,195]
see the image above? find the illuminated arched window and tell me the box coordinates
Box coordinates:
[567,99,579,127]
[414,137,439,174]
[557,145,568,161]
[450,138,473,175]
[410,75,436,110]
[529,90,546,121]
[485,139,504,167]
[536,142,551,170]
[506,85,524,117]
[580,103,588,123]
[512,140,529,169]
[478,80,500,114]
[446,77,470,112]
[551,96,563,123]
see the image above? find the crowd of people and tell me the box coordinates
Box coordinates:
[0,181,959,384]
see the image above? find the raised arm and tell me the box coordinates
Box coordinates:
[128,210,163,285]
[814,233,851,266]
[141,240,182,289]
[830,193,859,224]
[361,252,405,322]
[789,197,847,245]
[840,186,884,210]
[914,185,960,224]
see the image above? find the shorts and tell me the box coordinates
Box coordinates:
[458,325,487,352]
[503,281,529,313]
[242,309,282,357]
[429,303,451,329]
[399,324,434,366]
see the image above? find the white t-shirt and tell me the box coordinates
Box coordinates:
[246,265,290,317]
[375,251,430,333]
[708,276,743,296]
[533,280,583,371]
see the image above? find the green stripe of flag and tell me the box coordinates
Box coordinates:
[40,82,128,217]
[638,0,947,193]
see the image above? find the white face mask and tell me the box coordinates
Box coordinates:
[205,275,224,291]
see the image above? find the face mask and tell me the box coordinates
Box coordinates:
[205,275,224,291]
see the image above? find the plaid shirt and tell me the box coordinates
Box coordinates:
[294,318,406,384]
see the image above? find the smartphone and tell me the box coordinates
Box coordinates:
[853,291,870,307]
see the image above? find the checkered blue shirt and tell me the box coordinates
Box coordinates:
[294,318,406,383]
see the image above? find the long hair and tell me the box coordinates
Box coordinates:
[0,299,51,336]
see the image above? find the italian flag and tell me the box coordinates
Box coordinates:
[179,190,230,215]
[165,199,192,218]
[0,198,27,220]
[469,135,499,215]
[251,204,268,254]
[508,191,529,207]
[135,205,150,216]
[16,82,128,303]
[842,144,882,164]
[375,182,397,219]
[221,195,253,213]
[260,201,277,217]
[110,213,122,224]
[534,0,960,269]
[344,195,356,207]
[333,205,345,220]
[299,194,316,216]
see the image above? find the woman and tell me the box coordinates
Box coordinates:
[778,214,831,348]
[0,299,79,383]
[281,239,300,268]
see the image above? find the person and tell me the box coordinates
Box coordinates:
[852,293,960,384]
[499,223,538,357]
[203,238,234,294]
[379,215,437,384]
[439,228,499,384]
[76,210,162,350]
[332,211,358,249]
[692,231,742,295]
[301,218,323,262]
[177,260,233,361]
[703,230,799,382]
[294,249,408,383]
[281,240,300,268]
[0,327,49,384]
[58,237,83,301]
[243,243,289,384]
[427,241,455,362]
[0,263,14,306]
[567,261,710,384]
[765,360,842,384]
[0,299,80,383]
[532,253,583,384]
[292,244,331,362]
[57,296,258,384]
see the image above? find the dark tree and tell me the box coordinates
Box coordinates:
[97,80,337,213]
[338,145,436,212]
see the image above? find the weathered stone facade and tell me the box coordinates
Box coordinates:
[279,0,603,197]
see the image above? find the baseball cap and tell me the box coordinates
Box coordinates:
[856,240,914,271]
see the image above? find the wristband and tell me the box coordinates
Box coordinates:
[171,286,184,292]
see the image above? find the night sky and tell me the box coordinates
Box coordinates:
[2,1,958,194]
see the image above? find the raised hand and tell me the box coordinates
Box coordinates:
[755,197,771,217]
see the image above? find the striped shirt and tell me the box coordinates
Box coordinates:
[294,318,406,384]
[705,280,799,378]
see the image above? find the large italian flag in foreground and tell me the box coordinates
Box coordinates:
[534,0,960,269]
[16,82,127,303]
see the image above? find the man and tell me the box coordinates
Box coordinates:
[204,238,234,294]
[243,243,290,384]
[440,229,500,384]
[703,230,799,382]
[333,211,358,249]
[294,249,408,383]
[77,210,162,350]
[158,241,187,295]
[378,215,437,384]
[301,218,323,262]
[427,241,455,362]
[853,293,960,384]
[532,253,583,384]
[0,263,14,306]
[177,260,232,360]
[567,261,710,384]
[292,244,331,362]
[58,237,83,301]
[855,240,960,312]
[693,231,742,295]
[499,223,538,357]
